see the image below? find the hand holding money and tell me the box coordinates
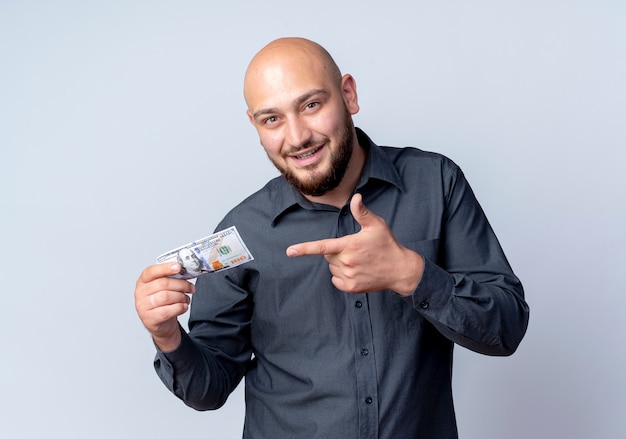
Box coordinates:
[136,227,253,352]
[286,194,424,296]
[134,263,195,352]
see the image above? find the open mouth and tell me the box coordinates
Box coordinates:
[295,146,322,160]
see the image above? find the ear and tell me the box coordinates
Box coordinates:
[341,74,360,115]
[246,109,255,125]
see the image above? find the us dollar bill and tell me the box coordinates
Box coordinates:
[156,226,254,279]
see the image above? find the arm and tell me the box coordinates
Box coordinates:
[410,165,529,355]
[154,270,253,410]
[135,263,252,410]
[287,177,529,356]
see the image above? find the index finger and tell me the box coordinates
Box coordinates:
[286,237,345,257]
[138,262,183,283]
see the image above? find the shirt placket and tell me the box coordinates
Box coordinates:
[338,204,379,439]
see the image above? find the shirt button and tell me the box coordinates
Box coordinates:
[355,300,363,308]
[360,348,369,356]
[341,209,349,216]
[420,300,429,309]
[365,397,373,404]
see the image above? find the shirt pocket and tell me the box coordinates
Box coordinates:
[401,237,441,264]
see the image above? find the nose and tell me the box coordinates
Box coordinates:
[285,116,312,149]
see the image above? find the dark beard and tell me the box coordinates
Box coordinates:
[269,114,355,197]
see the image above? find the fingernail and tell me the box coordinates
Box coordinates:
[286,248,297,257]
[169,263,179,271]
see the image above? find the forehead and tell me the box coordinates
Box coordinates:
[244,47,336,111]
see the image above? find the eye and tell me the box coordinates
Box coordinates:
[263,116,279,125]
[305,101,319,110]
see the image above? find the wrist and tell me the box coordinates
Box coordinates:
[394,250,424,296]
[153,325,183,353]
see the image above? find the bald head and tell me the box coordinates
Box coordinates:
[244,38,342,108]
[241,37,362,205]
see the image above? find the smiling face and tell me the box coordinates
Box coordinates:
[244,38,361,199]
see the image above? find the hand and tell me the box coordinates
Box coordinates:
[134,263,195,352]
[286,193,424,296]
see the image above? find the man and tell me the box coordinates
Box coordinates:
[176,248,210,278]
[135,37,529,438]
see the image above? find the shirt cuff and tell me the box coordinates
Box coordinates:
[409,257,454,314]
[154,326,198,385]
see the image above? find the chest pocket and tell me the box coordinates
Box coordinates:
[402,237,441,264]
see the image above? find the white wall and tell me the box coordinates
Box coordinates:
[1,1,624,438]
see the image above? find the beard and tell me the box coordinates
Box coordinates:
[268,112,355,197]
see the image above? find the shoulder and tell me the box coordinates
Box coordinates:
[215,175,287,229]
[358,128,462,179]
[383,144,459,171]
[376,144,463,188]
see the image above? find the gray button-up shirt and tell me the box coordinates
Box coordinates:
[154,129,529,438]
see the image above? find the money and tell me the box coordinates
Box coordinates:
[156,226,254,279]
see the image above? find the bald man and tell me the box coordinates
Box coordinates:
[135,37,529,438]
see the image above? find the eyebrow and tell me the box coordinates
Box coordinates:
[252,89,329,121]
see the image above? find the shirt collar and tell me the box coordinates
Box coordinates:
[270,127,405,226]
[354,128,405,193]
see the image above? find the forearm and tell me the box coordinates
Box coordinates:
[154,326,248,410]
[408,257,529,356]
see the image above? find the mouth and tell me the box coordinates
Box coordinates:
[288,144,325,167]
[294,146,322,160]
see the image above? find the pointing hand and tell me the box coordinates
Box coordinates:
[286,193,424,296]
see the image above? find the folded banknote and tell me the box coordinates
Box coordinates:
[156,226,254,279]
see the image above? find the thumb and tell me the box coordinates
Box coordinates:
[350,193,375,229]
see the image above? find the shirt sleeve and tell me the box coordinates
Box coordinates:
[153,270,253,411]
[408,163,529,356]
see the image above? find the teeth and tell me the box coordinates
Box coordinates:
[296,147,320,159]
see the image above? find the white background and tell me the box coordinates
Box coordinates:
[1,1,624,438]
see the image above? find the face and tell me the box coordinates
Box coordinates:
[266,104,355,197]
[245,43,359,197]
[178,248,202,271]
